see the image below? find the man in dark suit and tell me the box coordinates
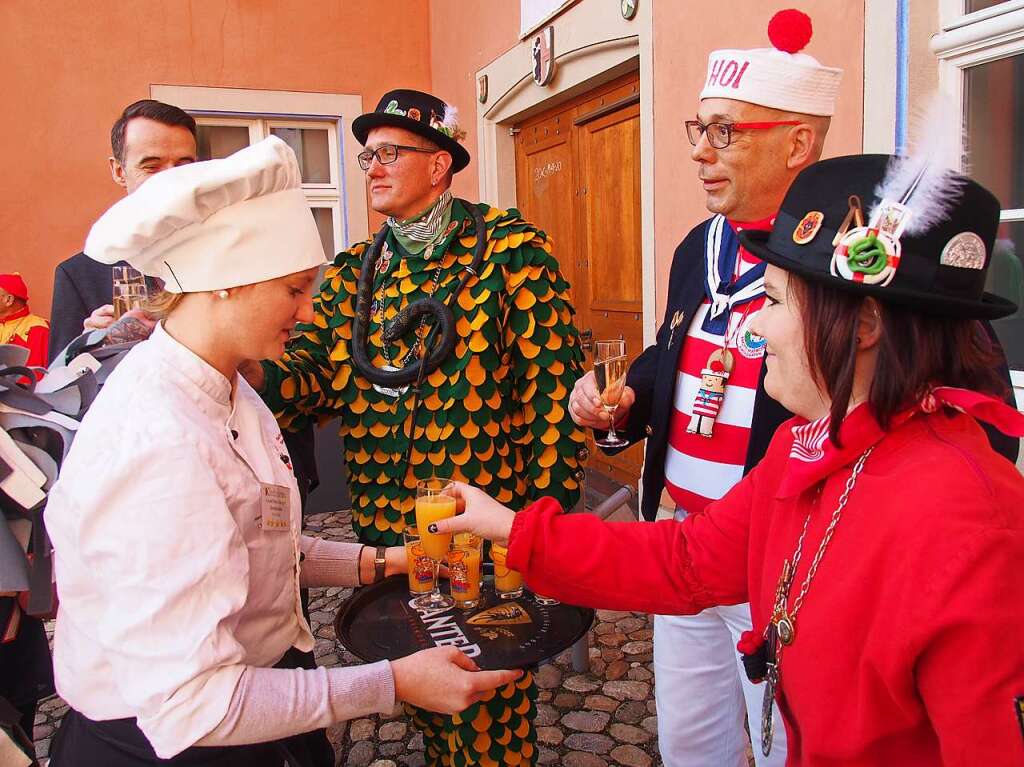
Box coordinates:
[48,100,197,360]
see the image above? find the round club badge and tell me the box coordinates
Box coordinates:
[737,314,767,359]
[939,231,986,270]
[792,211,824,245]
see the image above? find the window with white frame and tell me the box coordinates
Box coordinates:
[934,1,1024,377]
[195,116,342,259]
[151,85,369,264]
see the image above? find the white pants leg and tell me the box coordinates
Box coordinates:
[653,605,787,767]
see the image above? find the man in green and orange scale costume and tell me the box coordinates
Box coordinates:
[256,89,587,767]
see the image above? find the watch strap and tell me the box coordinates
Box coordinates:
[373,545,387,583]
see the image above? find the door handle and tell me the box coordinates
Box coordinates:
[580,329,593,352]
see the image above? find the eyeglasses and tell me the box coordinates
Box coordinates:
[684,120,801,149]
[357,143,438,170]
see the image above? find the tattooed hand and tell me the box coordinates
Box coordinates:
[102,310,158,346]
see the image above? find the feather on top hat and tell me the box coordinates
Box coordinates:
[352,89,470,173]
[738,153,1016,319]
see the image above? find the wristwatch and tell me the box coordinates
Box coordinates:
[374,546,387,583]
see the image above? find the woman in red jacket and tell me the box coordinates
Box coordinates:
[434,154,1024,766]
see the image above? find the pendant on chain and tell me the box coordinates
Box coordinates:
[760,619,780,756]
[375,242,393,274]
[687,347,734,438]
[761,661,779,757]
[776,614,796,646]
[372,364,410,398]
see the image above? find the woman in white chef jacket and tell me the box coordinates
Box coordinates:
[44,137,520,767]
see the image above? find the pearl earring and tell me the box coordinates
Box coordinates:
[217,290,229,300]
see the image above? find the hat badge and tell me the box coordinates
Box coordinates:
[383,99,407,117]
[831,199,909,287]
[792,211,824,244]
[939,232,986,270]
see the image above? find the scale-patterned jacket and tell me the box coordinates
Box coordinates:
[263,200,587,545]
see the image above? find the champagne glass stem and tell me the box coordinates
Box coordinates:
[606,404,619,440]
[430,558,442,602]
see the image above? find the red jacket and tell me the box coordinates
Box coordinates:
[0,305,49,370]
[509,405,1024,766]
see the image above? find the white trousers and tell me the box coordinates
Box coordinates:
[653,605,788,767]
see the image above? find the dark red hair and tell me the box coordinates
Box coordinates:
[791,277,1008,444]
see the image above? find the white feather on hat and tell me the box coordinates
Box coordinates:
[85,136,327,293]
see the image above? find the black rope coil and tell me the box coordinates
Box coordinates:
[351,201,487,388]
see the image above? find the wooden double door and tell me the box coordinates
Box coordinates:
[513,72,643,490]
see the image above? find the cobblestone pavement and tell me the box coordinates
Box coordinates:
[34,510,755,766]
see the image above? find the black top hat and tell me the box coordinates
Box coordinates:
[739,154,1016,320]
[352,89,470,173]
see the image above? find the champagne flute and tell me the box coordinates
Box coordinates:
[413,476,456,610]
[594,339,629,448]
[112,283,147,320]
[112,266,149,319]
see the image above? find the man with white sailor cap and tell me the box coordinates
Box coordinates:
[570,10,836,766]
[569,10,1019,766]
[44,136,520,767]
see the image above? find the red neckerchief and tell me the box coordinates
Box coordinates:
[728,214,775,266]
[728,215,776,234]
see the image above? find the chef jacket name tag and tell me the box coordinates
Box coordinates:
[259,483,291,532]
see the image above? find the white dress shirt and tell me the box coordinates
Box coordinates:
[47,324,322,756]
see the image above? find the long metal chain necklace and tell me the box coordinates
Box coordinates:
[371,232,446,398]
[760,445,875,756]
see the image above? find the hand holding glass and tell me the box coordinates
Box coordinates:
[594,339,629,448]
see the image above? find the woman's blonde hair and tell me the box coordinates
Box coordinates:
[142,289,185,319]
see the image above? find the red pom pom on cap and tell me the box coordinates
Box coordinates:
[768,8,813,54]
[709,360,726,373]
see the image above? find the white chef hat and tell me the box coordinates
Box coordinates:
[699,9,843,117]
[85,136,327,293]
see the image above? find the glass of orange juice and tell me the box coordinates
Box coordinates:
[491,543,523,600]
[450,533,482,609]
[403,526,435,596]
[413,476,456,609]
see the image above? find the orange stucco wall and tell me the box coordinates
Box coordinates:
[0,0,432,320]
[428,0,520,202]
[651,0,865,320]
[3,0,868,332]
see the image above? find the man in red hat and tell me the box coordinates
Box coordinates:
[0,273,49,370]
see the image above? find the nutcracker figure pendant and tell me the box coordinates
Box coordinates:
[687,348,734,438]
